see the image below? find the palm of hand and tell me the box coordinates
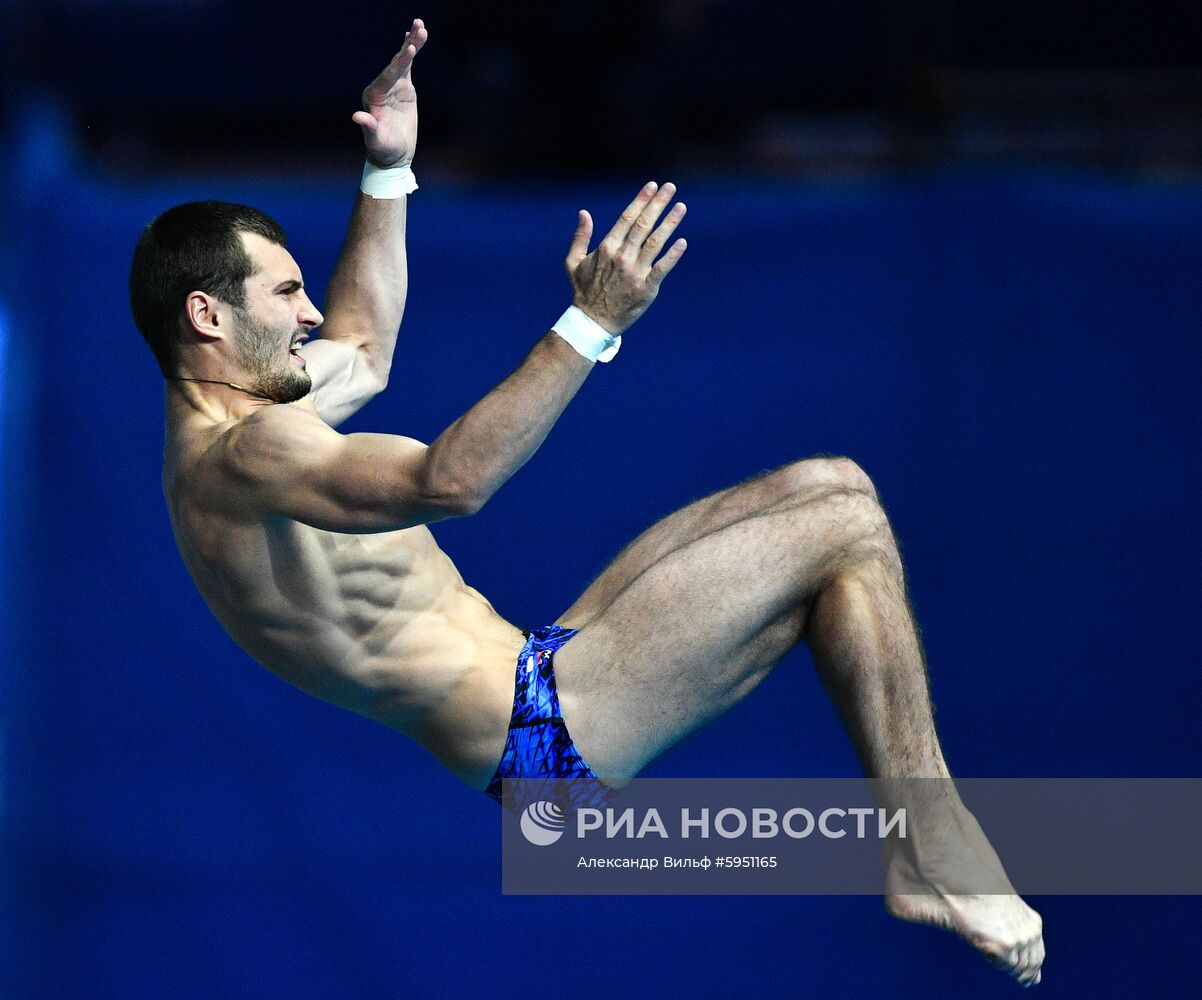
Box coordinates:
[361,81,417,167]
[353,20,427,168]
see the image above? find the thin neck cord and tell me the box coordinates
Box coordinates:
[165,376,275,402]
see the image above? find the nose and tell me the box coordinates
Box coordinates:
[298,291,324,329]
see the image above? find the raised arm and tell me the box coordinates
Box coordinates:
[427,181,688,510]
[228,183,687,532]
[300,20,428,427]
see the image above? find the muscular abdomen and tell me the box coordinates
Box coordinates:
[168,499,522,782]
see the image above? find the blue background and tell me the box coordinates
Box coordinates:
[2,115,1200,997]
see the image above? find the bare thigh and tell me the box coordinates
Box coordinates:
[551,457,882,783]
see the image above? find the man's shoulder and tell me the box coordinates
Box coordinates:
[221,402,338,484]
[167,404,333,512]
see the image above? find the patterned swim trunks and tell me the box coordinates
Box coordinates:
[485,624,617,813]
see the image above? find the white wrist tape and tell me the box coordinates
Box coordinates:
[552,305,622,363]
[360,160,418,198]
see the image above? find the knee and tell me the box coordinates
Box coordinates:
[820,487,891,545]
[825,456,879,500]
[781,455,879,502]
[810,489,901,580]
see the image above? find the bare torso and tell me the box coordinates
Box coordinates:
[164,400,525,789]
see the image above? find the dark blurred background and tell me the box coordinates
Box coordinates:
[2,3,1201,999]
[3,0,1202,178]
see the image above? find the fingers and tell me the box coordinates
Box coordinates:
[394,19,428,73]
[565,210,594,273]
[636,199,687,269]
[351,111,378,133]
[623,181,677,257]
[599,181,688,278]
[571,182,689,291]
[602,182,660,252]
[649,237,687,286]
[377,19,429,88]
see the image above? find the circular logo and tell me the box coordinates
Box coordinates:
[520,800,566,846]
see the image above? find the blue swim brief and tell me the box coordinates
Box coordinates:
[485,624,617,814]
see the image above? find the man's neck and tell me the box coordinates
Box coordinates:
[165,378,274,429]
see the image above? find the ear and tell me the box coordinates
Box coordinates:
[182,291,229,343]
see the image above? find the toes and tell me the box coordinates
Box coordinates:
[988,944,1022,976]
[1017,943,1037,986]
[998,941,1038,987]
[1014,943,1030,983]
[980,939,1016,971]
[1016,934,1046,987]
[1029,934,1046,985]
[1014,944,1036,985]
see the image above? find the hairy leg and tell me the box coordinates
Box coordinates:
[557,454,874,629]
[806,528,1044,986]
[553,458,889,782]
[806,533,949,780]
[552,456,1044,986]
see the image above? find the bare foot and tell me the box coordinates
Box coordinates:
[883,806,1045,986]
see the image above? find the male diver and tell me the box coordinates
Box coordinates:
[129,21,1044,986]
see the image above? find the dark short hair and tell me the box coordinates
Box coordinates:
[129,201,287,375]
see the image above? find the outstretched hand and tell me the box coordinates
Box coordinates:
[353,19,428,167]
[565,182,688,335]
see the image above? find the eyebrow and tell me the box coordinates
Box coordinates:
[273,279,304,294]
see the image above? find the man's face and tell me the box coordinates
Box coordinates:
[231,232,324,403]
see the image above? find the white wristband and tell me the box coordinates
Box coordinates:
[552,306,622,363]
[360,160,418,198]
